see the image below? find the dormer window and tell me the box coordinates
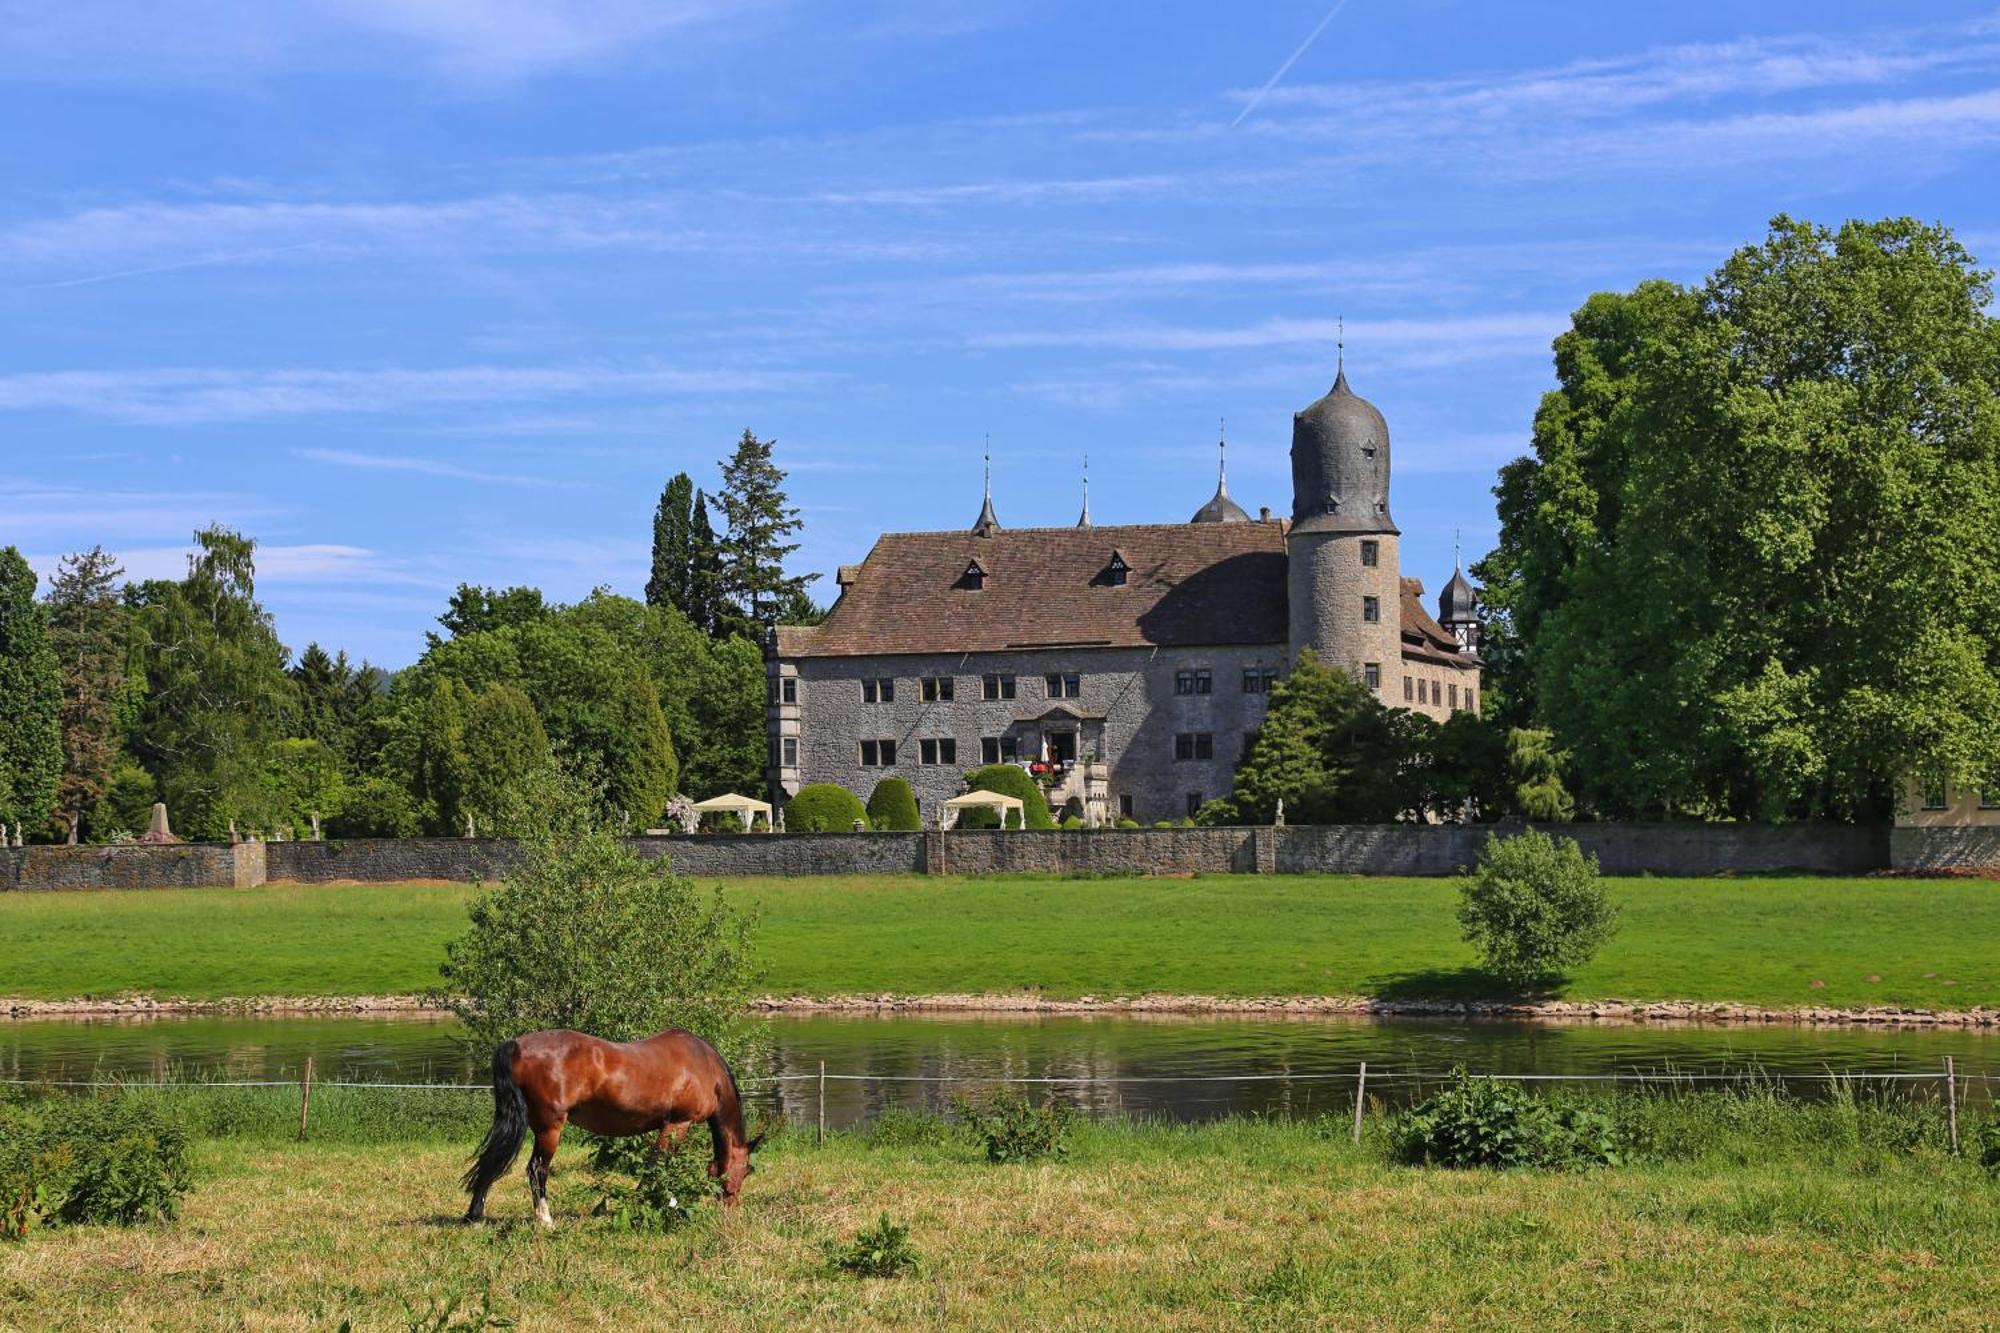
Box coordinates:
[961,559,987,591]
[1106,550,1129,587]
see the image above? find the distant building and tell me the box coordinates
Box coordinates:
[1899,772,2000,828]
[766,366,1482,824]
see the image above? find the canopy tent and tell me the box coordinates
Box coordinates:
[941,790,1025,830]
[691,793,774,831]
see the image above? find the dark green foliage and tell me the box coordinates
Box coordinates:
[713,429,817,636]
[1507,728,1575,822]
[861,1108,965,1150]
[865,778,921,831]
[826,1213,920,1278]
[459,682,551,834]
[438,763,758,1059]
[959,764,1054,829]
[95,762,156,837]
[0,548,63,836]
[1457,831,1618,987]
[1979,1115,2000,1174]
[0,1095,192,1239]
[787,782,868,832]
[435,584,547,641]
[44,547,127,842]
[289,643,387,774]
[1391,1071,1627,1170]
[645,472,700,618]
[587,1134,718,1233]
[687,488,725,637]
[326,776,420,838]
[1483,216,2000,819]
[264,737,345,838]
[954,1090,1075,1164]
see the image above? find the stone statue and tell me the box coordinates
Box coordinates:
[149,803,172,839]
[228,819,240,845]
[775,807,786,834]
[465,813,477,839]
[310,813,322,841]
[1274,798,1286,828]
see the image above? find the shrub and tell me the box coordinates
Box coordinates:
[587,1135,718,1233]
[827,1213,920,1278]
[787,783,868,832]
[1390,1071,1627,1170]
[326,776,420,839]
[1456,830,1617,987]
[1979,1114,2000,1175]
[0,1096,193,1239]
[954,1090,1074,1164]
[1115,817,1139,829]
[865,778,922,832]
[437,763,759,1063]
[863,1108,965,1150]
[957,765,1053,829]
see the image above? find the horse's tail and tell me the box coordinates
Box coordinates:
[463,1039,527,1194]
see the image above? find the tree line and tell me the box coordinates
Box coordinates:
[0,430,818,844]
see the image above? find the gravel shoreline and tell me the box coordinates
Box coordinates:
[4,992,1995,1028]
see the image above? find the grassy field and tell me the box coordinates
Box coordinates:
[3,1088,1996,1329]
[2,873,1997,1010]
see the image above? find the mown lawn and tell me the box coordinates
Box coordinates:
[1,873,1996,1010]
[3,1102,1996,1330]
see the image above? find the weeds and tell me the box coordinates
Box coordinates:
[953,1090,1075,1164]
[825,1213,919,1278]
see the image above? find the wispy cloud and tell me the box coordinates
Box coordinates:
[973,313,1565,356]
[294,447,594,488]
[1229,0,1352,129]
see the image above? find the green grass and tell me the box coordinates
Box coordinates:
[2,873,1997,1010]
[3,1087,1997,1329]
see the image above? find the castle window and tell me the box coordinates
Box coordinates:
[1107,553,1129,587]
[1449,683,1459,709]
[980,736,1021,765]
[921,676,955,702]
[1467,691,1477,715]
[961,560,986,591]
[862,677,895,704]
[1363,663,1381,690]
[1362,596,1380,623]
[783,738,798,767]
[919,738,957,765]
[1360,540,1379,568]
[1242,667,1278,694]
[860,739,898,767]
[1920,769,1948,810]
[1119,793,1134,819]
[781,677,797,704]
[983,674,1016,701]
[1403,675,1413,702]
[1174,732,1213,762]
[1186,792,1205,819]
[1046,672,1081,699]
[1174,668,1212,696]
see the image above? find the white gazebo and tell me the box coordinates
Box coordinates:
[691,793,774,832]
[941,790,1025,830]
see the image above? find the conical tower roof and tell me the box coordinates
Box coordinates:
[1290,363,1396,536]
[1191,429,1250,523]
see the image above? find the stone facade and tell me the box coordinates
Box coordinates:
[1287,529,1403,698]
[0,841,261,891]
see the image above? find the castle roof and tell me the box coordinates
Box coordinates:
[1439,567,1478,622]
[1400,577,1478,669]
[774,522,1288,657]
[1290,367,1397,536]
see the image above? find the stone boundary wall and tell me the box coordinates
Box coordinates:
[0,823,1900,890]
[1888,826,2000,872]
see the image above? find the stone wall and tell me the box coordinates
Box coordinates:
[1888,826,2000,872]
[264,833,926,884]
[1276,822,1887,877]
[935,826,1268,876]
[0,841,261,891]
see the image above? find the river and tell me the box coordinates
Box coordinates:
[4,1012,1993,1124]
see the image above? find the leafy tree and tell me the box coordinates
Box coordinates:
[434,584,547,642]
[461,682,551,834]
[412,677,475,834]
[1507,728,1575,822]
[1220,653,1412,824]
[43,547,127,842]
[1457,831,1618,989]
[712,430,817,636]
[959,764,1053,829]
[645,473,698,617]
[865,777,922,831]
[785,782,868,832]
[125,527,297,839]
[265,737,346,837]
[1424,711,1513,823]
[95,762,157,837]
[327,777,420,839]
[0,548,63,836]
[438,763,759,1060]
[772,585,828,627]
[1483,216,2000,819]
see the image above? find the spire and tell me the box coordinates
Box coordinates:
[1076,452,1093,527]
[1331,315,1350,393]
[1190,417,1251,523]
[971,436,1000,536]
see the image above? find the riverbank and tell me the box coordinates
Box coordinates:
[4,873,1996,1012]
[2,1092,1994,1329]
[8,988,1999,1028]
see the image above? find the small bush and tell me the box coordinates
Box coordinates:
[1456,830,1617,987]
[958,765,1054,829]
[1979,1115,2000,1175]
[787,783,869,832]
[954,1090,1075,1164]
[1390,1071,1629,1170]
[865,778,922,832]
[863,1108,965,1150]
[587,1135,718,1233]
[1115,817,1139,829]
[826,1213,920,1278]
[0,1096,193,1239]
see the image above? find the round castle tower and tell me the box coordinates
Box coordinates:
[1286,366,1402,702]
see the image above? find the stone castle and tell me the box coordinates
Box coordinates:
[765,366,1482,824]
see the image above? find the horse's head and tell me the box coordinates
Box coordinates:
[712,1130,764,1202]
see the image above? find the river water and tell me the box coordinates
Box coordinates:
[4,1012,1994,1124]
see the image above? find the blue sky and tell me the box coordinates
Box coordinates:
[5,1,1999,667]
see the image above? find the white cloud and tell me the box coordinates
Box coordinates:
[294,447,594,488]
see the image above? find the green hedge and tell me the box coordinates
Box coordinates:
[959,765,1054,829]
[1,1095,193,1239]
[865,778,922,832]
[788,783,869,832]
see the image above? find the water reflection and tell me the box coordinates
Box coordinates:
[3,1011,1993,1125]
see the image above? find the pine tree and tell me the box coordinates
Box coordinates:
[712,429,817,637]
[0,548,63,836]
[645,473,697,614]
[689,487,723,635]
[45,547,127,842]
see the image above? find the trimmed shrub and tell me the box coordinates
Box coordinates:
[787,783,869,832]
[827,1213,920,1278]
[1,1096,193,1239]
[1390,1071,1627,1170]
[1456,830,1618,987]
[954,1090,1074,1164]
[865,778,922,832]
[958,765,1054,829]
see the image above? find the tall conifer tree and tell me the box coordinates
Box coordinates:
[0,547,63,836]
[645,473,697,614]
[712,429,816,636]
[45,547,127,842]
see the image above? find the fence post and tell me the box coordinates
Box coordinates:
[817,1060,826,1147]
[298,1055,314,1142]
[1945,1056,1958,1155]
[1351,1061,1367,1145]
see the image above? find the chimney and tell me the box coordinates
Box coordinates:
[1258,506,1271,522]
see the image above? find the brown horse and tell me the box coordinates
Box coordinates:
[462,1027,763,1227]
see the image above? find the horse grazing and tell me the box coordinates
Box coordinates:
[462,1027,762,1227]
